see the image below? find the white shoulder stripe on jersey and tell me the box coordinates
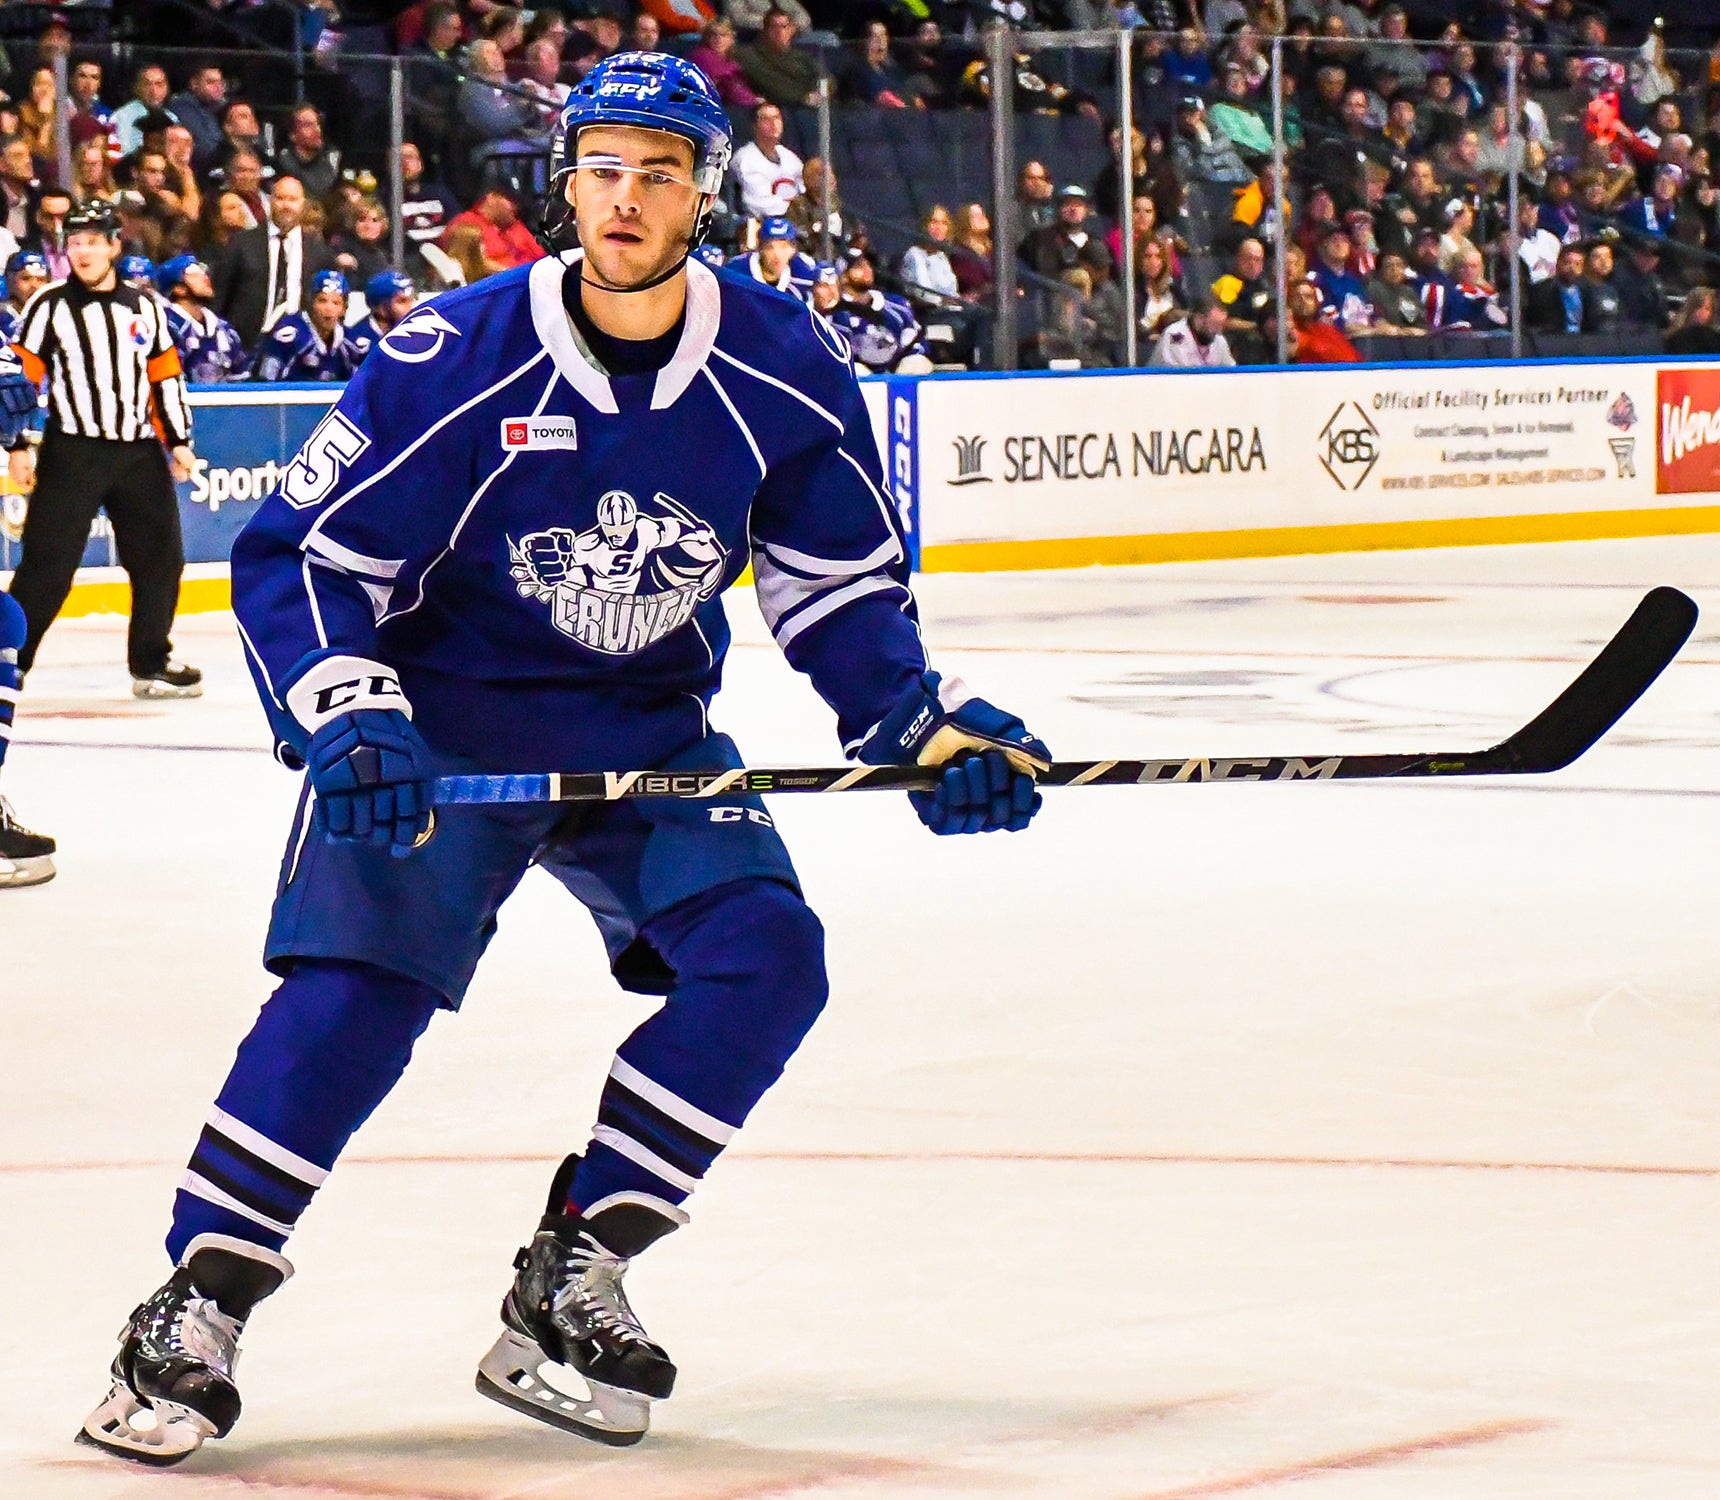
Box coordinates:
[303,533,407,579]
[610,1057,739,1145]
[709,346,843,431]
[529,251,619,415]
[762,535,902,578]
[701,367,766,480]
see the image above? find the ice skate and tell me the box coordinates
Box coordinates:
[131,659,203,699]
[77,1234,291,1466]
[477,1166,686,1446]
[0,795,54,887]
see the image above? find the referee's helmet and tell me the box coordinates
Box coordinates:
[65,201,121,241]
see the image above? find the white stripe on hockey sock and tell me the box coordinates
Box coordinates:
[209,1106,330,1187]
[179,1171,296,1237]
[0,685,18,704]
[591,1124,700,1195]
[609,1057,738,1146]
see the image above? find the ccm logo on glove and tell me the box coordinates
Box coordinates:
[286,655,412,734]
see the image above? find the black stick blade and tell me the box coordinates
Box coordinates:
[1490,586,1698,774]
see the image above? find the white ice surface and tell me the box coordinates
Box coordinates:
[3,537,1719,1499]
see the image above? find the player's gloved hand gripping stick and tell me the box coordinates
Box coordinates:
[430,588,1697,809]
[306,709,434,855]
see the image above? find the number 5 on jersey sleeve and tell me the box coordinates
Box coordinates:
[281,411,372,510]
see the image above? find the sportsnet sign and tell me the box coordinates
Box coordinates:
[1657,369,1720,494]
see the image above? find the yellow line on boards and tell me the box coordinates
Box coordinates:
[917,505,1720,572]
[57,575,233,618]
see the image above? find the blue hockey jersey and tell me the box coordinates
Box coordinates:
[166,301,251,383]
[822,290,923,373]
[251,312,362,383]
[0,305,21,344]
[232,253,925,773]
[343,314,390,367]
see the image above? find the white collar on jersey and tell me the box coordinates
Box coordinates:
[528,248,720,416]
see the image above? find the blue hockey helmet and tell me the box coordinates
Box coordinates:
[692,242,728,269]
[364,268,415,307]
[155,253,205,296]
[6,249,47,281]
[543,51,732,253]
[310,268,349,299]
[758,216,797,244]
[118,253,155,287]
[813,261,840,284]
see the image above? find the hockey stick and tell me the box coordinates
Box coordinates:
[432,586,1697,805]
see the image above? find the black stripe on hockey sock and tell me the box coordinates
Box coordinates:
[597,1080,723,1179]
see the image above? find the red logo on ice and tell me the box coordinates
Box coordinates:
[504,421,529,447]
[1657,369,1720,493]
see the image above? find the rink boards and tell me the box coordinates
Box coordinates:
[6,356,1720,615]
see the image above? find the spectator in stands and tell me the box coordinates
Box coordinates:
[1437,198,1478,273]
[1019,185,1113,285]
[273,105,342,203]
[900,204,960,305]
[896,22,959,111]
[1581,239,1621,332]
[1289,281,1360,363]
[1017,161,1055,234]
[1366,249,1428,334]
[251,268,361,383]
[1618,163,1682,240]
[112,66,171,160]
[1135,234,1185,340]
[840,22,921,109]
[213,173,341,348]
[1377,157,1442,260]
[948,202,993,299]
[406,0,465,154]
[1310,224,1373,332]
[688,20,763,110]
[396,141,458,286]
[1212,236,1271,358]
[442,185,542,270]
[460,39,548,167]
[1164,27,1213,93]
[437,222,505,287]
[0,138,40,246]
[220,150,268,227]
[1665,287,1720,355]
[731,103,804,220]
[217,101,263,172]
[1515,194,1560,284]
[737,9,822,112]
[1409,226,1458,329]
[24,188,70,279]
[1538,167,1582,244]
[521,39,570,126]
[70,60,111,129]
[1150,294,1234,368]
[168,63,228,174]
[628,14,660,52]
[197,189,253,260]
[133,148,193,260]
[728,0,813,37]
[785,157,843,255]
[1526,242,1589,335]
[1614,238,1670,331]
[1170,96,1254,187]
[1105,194,1157,279]
[16,70,57,165]
[1038,266,1125,369]
[1208,64,1273,163]
[1445,246,1507,331]
[330,198,394,286]
[1365,5,1428,91]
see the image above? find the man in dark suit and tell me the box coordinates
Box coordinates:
[210,174,338,349]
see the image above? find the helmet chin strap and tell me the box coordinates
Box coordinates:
[579,252,689,297]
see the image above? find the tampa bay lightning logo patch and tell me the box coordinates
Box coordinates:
[380,306,460,364]
[508,488,727,655]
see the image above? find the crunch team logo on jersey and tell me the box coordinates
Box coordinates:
[508,489,727,655]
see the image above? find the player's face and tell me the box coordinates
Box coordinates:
[10,266,44,303]
[571,125,703,293]
[66,230,119,287]
[382,290,415,327]
[184,264,214,300]
[759,237,795,277]
[311,289,344,333]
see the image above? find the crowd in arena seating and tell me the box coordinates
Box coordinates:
[0,0,1712,378]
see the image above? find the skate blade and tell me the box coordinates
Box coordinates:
[0,855,54,888]
[475,1329,650,1446]
[131,679,203,700]
[77,1384,214,1467]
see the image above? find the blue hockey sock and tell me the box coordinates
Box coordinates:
[0,590,24,773]
[569,878,828,1214]
[167,959,442,1261]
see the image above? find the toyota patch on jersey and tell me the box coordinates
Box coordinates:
[500,416,579,451]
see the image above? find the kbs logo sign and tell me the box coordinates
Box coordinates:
[1318,401,1379,490]
[1657,370,1720,493]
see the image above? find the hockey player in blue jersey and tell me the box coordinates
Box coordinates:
[344,269,417,365]
[80,50,1049,1465]
[157,256,251,383]
[0,249,47,342]
[825,250,927,372]
[250,269,361,382]
[735,214,815,302]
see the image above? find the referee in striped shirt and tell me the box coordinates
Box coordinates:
[6,200,203,698]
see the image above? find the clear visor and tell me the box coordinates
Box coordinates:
[573,154,696,192]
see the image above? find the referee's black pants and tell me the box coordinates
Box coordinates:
[10,432,184,679]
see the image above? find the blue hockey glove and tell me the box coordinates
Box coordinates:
[306,709,434,856]
[0,346,38,449]
[857,671,1051,835]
